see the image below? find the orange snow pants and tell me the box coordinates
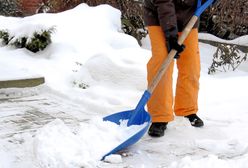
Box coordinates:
[147,26,200,123]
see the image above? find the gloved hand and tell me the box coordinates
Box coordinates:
[166,36,185,59]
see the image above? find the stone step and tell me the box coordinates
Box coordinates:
[0,77,45,89]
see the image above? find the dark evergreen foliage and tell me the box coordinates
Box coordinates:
[25,29,54,52]
[200,0,248,40]
[0,30,9,45]
[0,27,55,53]
[0,0,22,16]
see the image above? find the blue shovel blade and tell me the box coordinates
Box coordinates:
[102,108,151,160]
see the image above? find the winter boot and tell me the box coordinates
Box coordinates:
[185,114,204,127]
[148,122,168,137]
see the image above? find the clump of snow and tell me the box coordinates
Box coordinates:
[195,139,248,158]
[104,154,122,163]
[34,118,146,167]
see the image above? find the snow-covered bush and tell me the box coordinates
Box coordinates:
[0,30,9,45]
[0,27,55,53]
[208,44,247,74]
[24,28,54,53]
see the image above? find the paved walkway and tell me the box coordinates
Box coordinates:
[0,85,95,168]
[0,86,91,141]
[0,85,128,168]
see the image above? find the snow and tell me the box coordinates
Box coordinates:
[34,118,146,167]
[198,33,248,46]
[104,154,122,164]
[0,3,248,168]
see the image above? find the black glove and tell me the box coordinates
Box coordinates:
[166,36,185,59]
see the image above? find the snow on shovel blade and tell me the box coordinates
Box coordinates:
[102,91,151,160]
[102,109,151,160]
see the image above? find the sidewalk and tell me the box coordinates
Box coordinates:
[0,85,91,138]
[0,86,91,167]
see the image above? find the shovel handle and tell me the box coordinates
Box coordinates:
[147,0,214,94]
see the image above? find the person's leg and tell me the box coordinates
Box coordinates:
[174,29,203,127]
[147,26,174,123]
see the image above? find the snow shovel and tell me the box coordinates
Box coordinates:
[102,0,215,160]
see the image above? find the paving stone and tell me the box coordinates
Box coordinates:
[0,87,90,140]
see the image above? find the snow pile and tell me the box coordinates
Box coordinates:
[198,33,248,46]
[0,3,149,104]
[34,118,146,167]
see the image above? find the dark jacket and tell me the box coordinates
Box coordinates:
[143,0,199,38]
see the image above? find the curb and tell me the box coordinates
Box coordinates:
[199,39,248,53]
[0,77,45,89]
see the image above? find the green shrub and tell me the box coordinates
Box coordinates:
[25,28,54,52]
[0,27,55,53]
[0,30,10,45]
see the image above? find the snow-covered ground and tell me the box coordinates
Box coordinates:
[0,3,248,168]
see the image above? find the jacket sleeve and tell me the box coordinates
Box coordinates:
[153,0,178,38]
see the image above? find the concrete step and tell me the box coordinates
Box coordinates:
[0,77,45,89]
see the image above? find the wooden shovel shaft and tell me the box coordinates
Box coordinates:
[147,15,199,94]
